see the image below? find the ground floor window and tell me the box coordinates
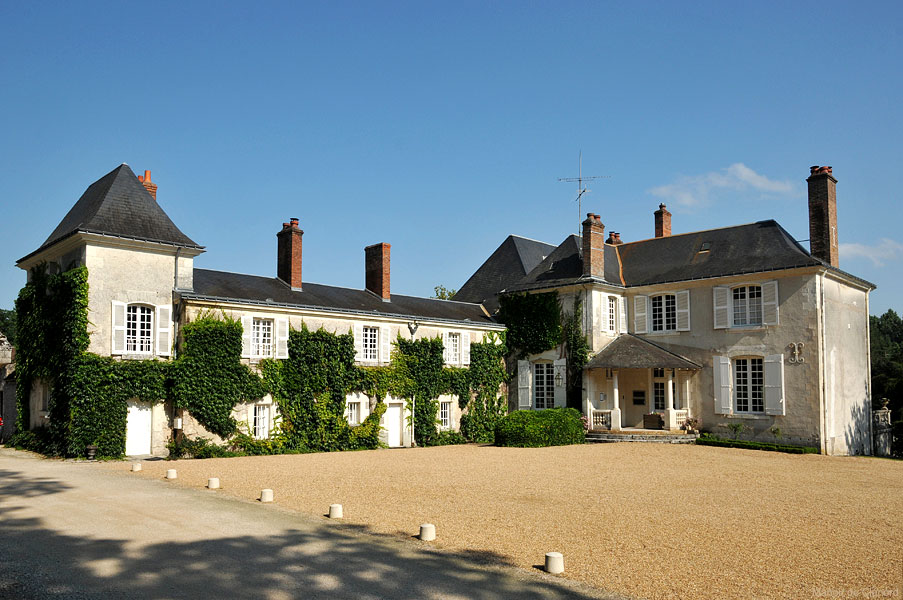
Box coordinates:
[440,401,451,428]
[632,390,646,405]
[253,404,270,439]
[533,363,554,409]
[347,401,360,425]
[653,382,666,410]
[734,357,764,413]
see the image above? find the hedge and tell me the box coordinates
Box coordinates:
[696,434,818,454]
[494,407,585,447]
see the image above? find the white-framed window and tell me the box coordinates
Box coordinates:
[732,285,763,327]
[347,401,361,425]
[533,363,554,409]
[651,294,677,332]
[126,305,154,354]
[653,381,666,410]
[440,401,451,428]
[608,296,617,332]
[362,326,379,362]
[446,332,460,364]
[734,357,764,413]
[251,318,274,358]
[253,404,270,439]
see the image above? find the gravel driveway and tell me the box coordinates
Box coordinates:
[106,443,903,600]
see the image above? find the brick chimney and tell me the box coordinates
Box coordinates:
[654,203,672,238]
[277,218,303,290]
[807,165,838,267]
[582,213,605,278]
[137,170,157,200]
[365,242,391,301]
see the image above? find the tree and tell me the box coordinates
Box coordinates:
[432,285,457,300]
[0,308,16,347]
[871,309,903,420]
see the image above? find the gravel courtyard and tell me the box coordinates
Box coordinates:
[107,444,903,600]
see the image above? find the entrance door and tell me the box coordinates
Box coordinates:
[125,400,152,455]
[383,403,404,447]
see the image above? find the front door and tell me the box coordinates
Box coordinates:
[125,400,152,455]
[383,402,404,447]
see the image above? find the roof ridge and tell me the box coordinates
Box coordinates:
[613,219,779,247]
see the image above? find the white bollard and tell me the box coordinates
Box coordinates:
[260,489,274,503]
[131,463,142,472]
[165,469,177,480]
[207,478,220,489]
[545,552,564,574]
[419,523,436,541]
[328,504,343,518]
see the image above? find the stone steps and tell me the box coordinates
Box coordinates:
[585,431,699,444]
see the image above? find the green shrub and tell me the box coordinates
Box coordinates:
[696,433,817,454]
[430,430,468,446]
[892,421,903,458]
[9,428,55,455]
[166,436,242,459]
[494,407,585,447]
[349,401,387,450]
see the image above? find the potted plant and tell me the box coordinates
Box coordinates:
[682,417,700,435]
[643,412,663,430]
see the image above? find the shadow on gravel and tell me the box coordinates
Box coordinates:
[0,469,72,499]
[0,504,619,600]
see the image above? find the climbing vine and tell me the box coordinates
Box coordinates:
[497,292,561,358]
[460,332,508,443]
[561,296,590,409]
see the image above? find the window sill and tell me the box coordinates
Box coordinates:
[726,413,769,420]
[119,353,156,360]
[645,331,683,337]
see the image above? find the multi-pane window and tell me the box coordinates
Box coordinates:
[732,286,763,326]
[533,363,554,409]
[253,404,270,439]
[653,381,666,410]
[347,402,360,425]
[734,358,764,413]
[608,297,617,332]
[446,332,460,364]
[251,318,273,358]
[362,326,379,362]
[651,295,677,332]
[126,305,153,353]
[440,401,451,428]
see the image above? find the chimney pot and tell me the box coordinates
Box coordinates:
[138,169,157,200]
[144,170,151,182]
[365,243,391,301]
[277,217,304,290]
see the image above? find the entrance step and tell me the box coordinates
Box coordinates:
[585,431,699,444]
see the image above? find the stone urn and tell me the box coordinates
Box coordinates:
[86,444,98,461]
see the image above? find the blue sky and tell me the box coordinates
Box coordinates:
[1,1,900,315]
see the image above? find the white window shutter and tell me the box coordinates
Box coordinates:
[241,316,253,359]
[441,332,448,363]
[713,355,732,414]
[764,354,785,415]
[353,323,363,362]
[676,290,691,332]
[634,296,648,334]
[461,331,471,365]
[713,287,729,329]
[618,296,628,334]
[517,360,532,409]
[762,281,780,325]
[380,326,390,365]
[111,301,126,355]
[275,318,289,359]
[155,304,172,357]
[553,358,567,408]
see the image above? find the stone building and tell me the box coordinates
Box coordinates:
[0,333,14,442]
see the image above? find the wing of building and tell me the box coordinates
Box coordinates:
[16,164,503,455]
[470,166,874,456]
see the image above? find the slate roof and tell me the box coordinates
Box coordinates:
[454,235,557,312]
[20,164,201,262]
[186,269,500,326]
[585,334,701,369]
[504,220,874,292]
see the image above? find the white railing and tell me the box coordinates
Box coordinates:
[591,409,612,430]
[674,409,689,429]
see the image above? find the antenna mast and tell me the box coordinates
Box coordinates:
[558,151,610,234]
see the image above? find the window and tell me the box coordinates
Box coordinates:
[732,286,763,326]
[651,294,677,332]
[653,382,666,410]
[446,332,460,364]
[440,401,451,428]
[608,297,617,332]
[253,405,270,439]
[126,305,153,353]
[734,358,764,413]
[533,363,554,409]
[632,390,646,405]
[251,318,274,358]
[362,326,379,362]
[347,402,360,425]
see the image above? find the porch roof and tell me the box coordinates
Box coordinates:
[585,334,701,370]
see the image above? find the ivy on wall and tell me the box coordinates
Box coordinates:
[561,296,590,410]
[497,292,561,358]
[459,332,508,443]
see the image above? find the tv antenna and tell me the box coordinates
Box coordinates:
[558,151,609,234]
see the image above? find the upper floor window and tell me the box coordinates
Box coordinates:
[713,281,779,329]
[651,294,677,332]
[446,332,460,364]
[608,296,618,332]
[634,292,690,334]
[251,318,274,358]
[126,305,154,354]
[732,286,762,327]
[362,326,379,362]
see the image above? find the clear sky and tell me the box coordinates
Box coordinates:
[1,1,900,315]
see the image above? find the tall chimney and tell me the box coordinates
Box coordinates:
[277,218,303,290]
[582,213,605,278]
[654,203,672,238]
[807,165,838,267]
[137,170,158,200]
[365,242,391,301]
